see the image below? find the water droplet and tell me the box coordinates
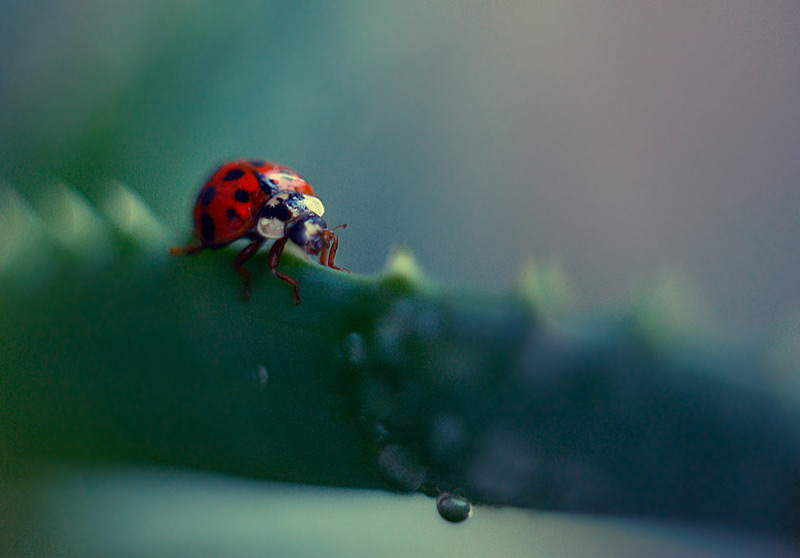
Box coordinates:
[252,365,269,388]
[343,332,366,365]
[377,444,427,492]
[437,490,473,523]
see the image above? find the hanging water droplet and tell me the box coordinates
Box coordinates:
[436,490,473,523]
[377,444,427,492]
[252,365,269,388]
[343,332,366,365]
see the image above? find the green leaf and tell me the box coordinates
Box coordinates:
[2,182,800,546]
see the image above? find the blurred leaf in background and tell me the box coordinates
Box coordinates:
[2,1,799,326]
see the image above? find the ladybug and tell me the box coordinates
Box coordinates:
[171,160,347,303]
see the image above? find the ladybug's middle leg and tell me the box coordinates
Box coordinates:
[268,237,300,305]
[234,238,265,301]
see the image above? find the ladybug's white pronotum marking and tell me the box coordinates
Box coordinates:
[301,195,325,217]
[257,215,286,239]
[256,194,325,239]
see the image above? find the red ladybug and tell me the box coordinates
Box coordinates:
[171,160,347,303]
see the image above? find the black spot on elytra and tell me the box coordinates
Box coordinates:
[223,168,246,181]
[199,186,216,207]
[200,213,215,241]
[234,189,249,203]
[248,160,266,168]
[226,208,238,221]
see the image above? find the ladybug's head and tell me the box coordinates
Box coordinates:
[287,214,328,255]
[286,215,346,265]
[256,193,346,268]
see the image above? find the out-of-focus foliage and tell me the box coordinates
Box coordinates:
[4,465,797,558]
[1,1,799,326]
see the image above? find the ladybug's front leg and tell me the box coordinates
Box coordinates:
[268,237,301,305]
[320,229,350,272]
[233,238,265,300]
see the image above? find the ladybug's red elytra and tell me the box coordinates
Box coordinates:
[171,160,347,304]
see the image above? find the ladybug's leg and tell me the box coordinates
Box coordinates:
[170,242,205,256]
[233,238,265,301]
[268,237,300,305]
[322,230,350,273]
[318,243,331,267]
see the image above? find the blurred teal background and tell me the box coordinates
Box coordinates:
[2,3,800,556]
[2,1,799,327]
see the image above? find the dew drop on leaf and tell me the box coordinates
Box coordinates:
[436,490,473,523]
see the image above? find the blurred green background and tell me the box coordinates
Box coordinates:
[2,2,800,556]
[2,0,799,327]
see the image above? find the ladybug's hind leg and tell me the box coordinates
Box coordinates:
[170,242,205,256]
[268,237,300,305]
[234,237,265,301]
